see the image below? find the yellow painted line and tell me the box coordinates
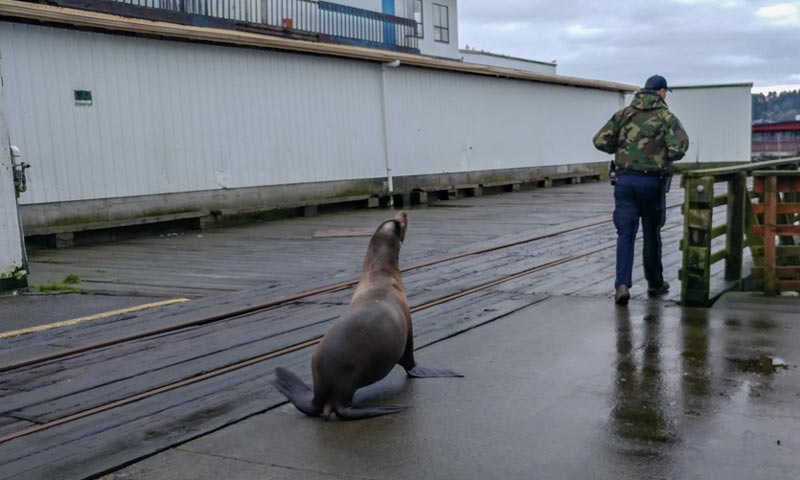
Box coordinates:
[0,298,190,339]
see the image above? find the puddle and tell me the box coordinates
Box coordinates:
[728,355,791,375]
[748,318,778,331]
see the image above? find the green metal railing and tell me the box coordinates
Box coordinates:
[680,157,800,305]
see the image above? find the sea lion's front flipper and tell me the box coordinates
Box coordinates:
[273,367,323,417]
[335,404,408,420]
[399,347,463,378]
[405,365,464,378]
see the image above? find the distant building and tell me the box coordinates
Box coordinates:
[53,0,558,67]
[752,121,800,161]
[66,0,461,58]
[329,0,460,58]
[630,84,754,165]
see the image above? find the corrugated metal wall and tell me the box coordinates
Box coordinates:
[0,22,386,205]
[385,68,622,176]
[0,21,631,212]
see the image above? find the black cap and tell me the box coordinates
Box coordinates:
[644,75,672,92]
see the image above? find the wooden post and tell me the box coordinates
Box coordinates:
[681,175,715,305]
[764,175,777,296]
[725,172,746,283]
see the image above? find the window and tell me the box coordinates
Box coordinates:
[74,90,93,106]
[413,0,423,38]
[432,3,449,43]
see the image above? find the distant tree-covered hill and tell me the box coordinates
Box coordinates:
[752,89,800,124]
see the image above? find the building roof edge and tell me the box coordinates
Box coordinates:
[0,0,636,92]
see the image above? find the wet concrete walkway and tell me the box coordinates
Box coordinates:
[109,295,800,480]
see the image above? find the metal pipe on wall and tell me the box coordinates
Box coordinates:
[380,59,400,208]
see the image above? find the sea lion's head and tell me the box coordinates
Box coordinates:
[362,211,408,274]
[378,211,408,244]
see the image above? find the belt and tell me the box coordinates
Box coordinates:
[617,169,663,177]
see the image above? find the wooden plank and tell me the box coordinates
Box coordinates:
[753,172,800,193]
[710,248,728,265]
[312,228,374,238]
[24,210,207,236]
[764,176,778,296]
[752,267,800,279]
[686,209,712,230]
[776,176,800,192]
[0,280,346,366]
[1,302,344,420]
[686,177,716,206]
[753,202,800,215]
[752,203,800,215]
[750,245,800,256]
[779,245,800,256]
[776,280,800,291]
[684,158,800,179]
[725,172,746,282]
[0,415,34,438]
[750,225,800,236]
[754,176,765,194]
[744,191,763,269]
[711,224,727,239]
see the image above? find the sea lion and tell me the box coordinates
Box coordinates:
[273,210,462,420]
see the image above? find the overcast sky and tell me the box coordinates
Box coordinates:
[457,0,800,92]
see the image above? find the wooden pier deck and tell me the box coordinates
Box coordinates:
[24,180,685,302]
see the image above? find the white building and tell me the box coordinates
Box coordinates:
[667,84,753,164]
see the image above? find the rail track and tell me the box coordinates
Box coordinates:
[0,204,683,447]
[0,204,682,374]
[0,215,618,373]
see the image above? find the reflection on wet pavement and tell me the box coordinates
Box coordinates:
[613,304,673,445]
[609,300,799,477]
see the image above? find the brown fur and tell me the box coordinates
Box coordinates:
[273,211,460,421]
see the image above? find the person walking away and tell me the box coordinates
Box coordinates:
[592,75,689,306]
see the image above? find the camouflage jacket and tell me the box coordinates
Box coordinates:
[593,91,689,172]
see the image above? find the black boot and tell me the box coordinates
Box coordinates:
[615,285,630,306]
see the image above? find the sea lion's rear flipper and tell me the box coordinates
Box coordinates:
[273,367,323,417]
[405,365,464,378]
[335,404,408,420]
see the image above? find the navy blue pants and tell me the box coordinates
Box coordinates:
[613,174,666,289]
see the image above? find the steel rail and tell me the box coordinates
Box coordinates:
[0,223,682,444]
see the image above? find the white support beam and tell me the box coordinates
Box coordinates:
[0,55,28,291]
